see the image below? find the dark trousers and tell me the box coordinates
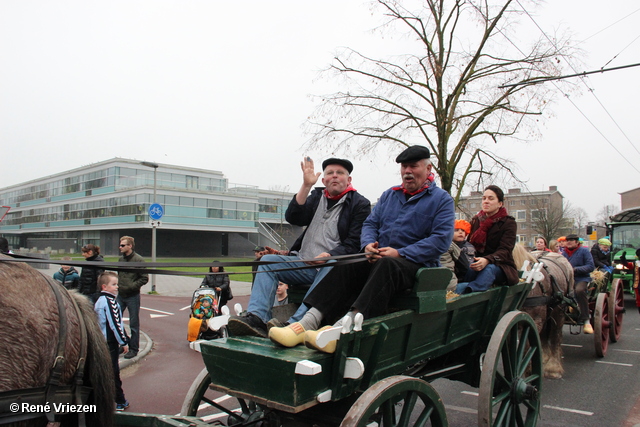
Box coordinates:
[304,257,421,324]
[117,293,140,353]
[108,340,126,404]
[575,280,590,322]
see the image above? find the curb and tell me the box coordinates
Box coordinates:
[119,330,153,370]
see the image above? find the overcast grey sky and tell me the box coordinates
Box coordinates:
[1,1,639,221]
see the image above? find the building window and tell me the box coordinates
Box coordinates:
[515,210,526,222]
[517,235,528,243]
[521,200,527,205]
[531,209,545,220]
[186,175,199,189]
[520,223,527,229]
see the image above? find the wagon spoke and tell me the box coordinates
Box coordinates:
[413,405,434,427]
[495,370,510,391]
[516,326,531,363]
[492,389,511,407]
[515,404,525,427]
[398,391,419,425]
[494,400,510,426]
[381,396,396,425]
[516,346,537,378]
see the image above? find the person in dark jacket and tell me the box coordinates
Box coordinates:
[564,233,595,334]
[228,157,371,338]
[200,263,232,309]
[53,256,80,289]
[117,236,149,359]
[591,238,612,270]
[455,185,518,294]
[79,244,105,302]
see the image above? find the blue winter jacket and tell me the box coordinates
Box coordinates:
[361,182,455,267]
[562,245,595,283]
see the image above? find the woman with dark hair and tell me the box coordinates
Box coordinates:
[200,262,232,309]
[0,237,10,254]
[79,244,105,303]
[455,185,518,294]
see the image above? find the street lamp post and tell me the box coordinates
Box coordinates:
[141,161,159,292]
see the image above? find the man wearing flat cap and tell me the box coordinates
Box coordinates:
[269,145,455,351]
[562,234,595,334]
[229,157,371,337]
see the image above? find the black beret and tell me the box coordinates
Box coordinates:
[395,145,430,163]
[322,158,353,174]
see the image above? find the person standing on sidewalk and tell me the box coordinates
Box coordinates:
[94,271,130,411]
[79,244,105,302]
[117,236,148,359]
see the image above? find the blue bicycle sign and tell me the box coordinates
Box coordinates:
[149,203,164,220]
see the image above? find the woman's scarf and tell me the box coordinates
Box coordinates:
[469,207,508,253]
[392,173,435,196]
[324,184,356,201]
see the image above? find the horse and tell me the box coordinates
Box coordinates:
[512,246,574,379]
[0,254,115,426]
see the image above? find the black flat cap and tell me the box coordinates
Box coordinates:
[395,145,430,163]
[322,158,353,174]
[566,234,579,241]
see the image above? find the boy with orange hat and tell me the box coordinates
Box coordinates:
[441,219,475,290]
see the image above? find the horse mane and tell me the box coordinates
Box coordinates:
[512,244,537,271]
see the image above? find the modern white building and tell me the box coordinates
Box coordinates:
[0,158,297,257]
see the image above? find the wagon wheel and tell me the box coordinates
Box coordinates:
[593,292,610,357]
[340,375,447,427]
[180,367,268,425]
[608,278,624,342]
[478,311,542,427]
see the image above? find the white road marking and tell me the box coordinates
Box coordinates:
[595,360,633,367]
[141,306,174,315]
[149,314,169,318]
[180,305,192,311]
[543,405,593,416]
[561,343,582,348]
[461,391,479,396]
[613,349,640,354]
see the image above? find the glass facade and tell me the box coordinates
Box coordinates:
[0,159,292,239]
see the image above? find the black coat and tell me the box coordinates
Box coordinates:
[591,245,611,268]
[286,188,371,256]
[79,254,105,298]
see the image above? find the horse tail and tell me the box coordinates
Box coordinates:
[72,292,115,427]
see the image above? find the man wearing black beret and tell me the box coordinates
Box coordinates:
[270,145,455,351]
[229,157,371,337]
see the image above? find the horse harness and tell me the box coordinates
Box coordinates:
[0,273,91,427]
[522,254,571,310]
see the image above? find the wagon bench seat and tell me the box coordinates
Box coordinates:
[200,335,335,413]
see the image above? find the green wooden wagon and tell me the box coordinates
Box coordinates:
[180,267,542,427]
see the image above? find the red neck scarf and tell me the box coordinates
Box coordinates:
[324,184,356,201]
[392,173,435,196]
[469,207,508,253]
[564,246,579,257]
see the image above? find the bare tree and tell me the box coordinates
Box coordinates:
[306,0,575,203]
[530,200,576,243]
[570,206,590,236]
[596,204,620,225]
